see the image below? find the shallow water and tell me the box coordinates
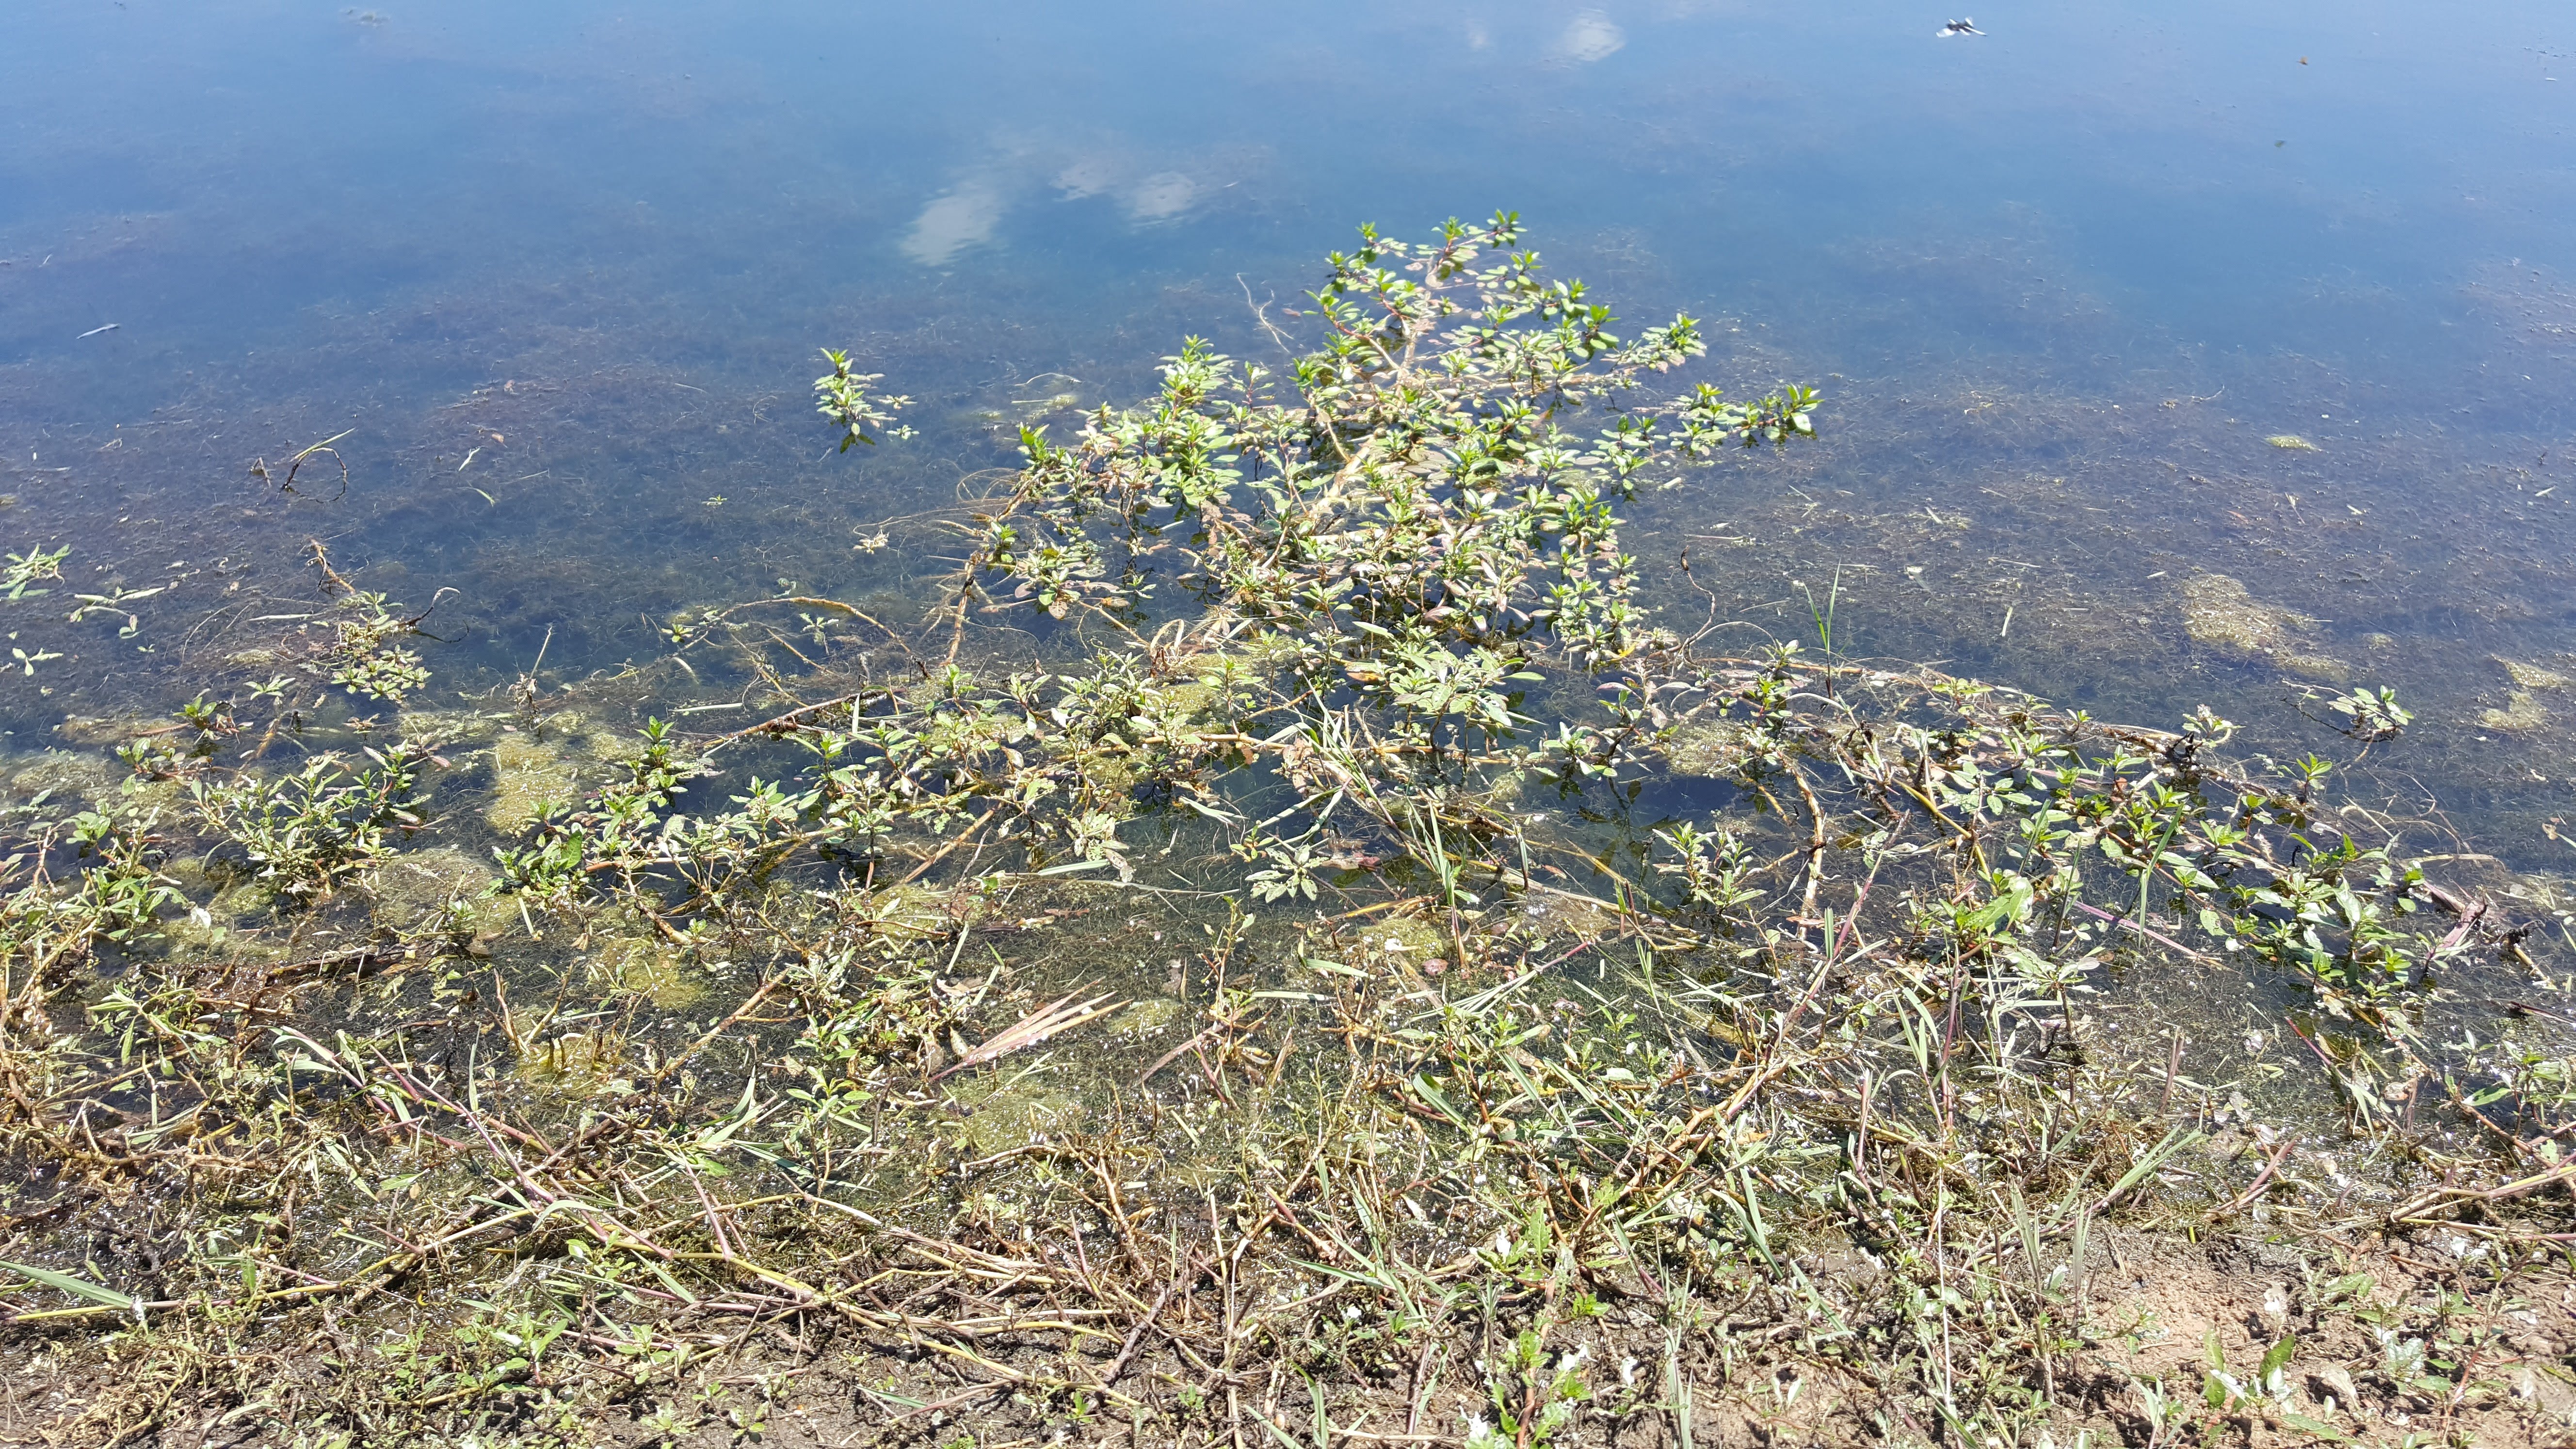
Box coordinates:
[3,0,2575,874]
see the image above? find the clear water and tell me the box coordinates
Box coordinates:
[5,0,2576,868]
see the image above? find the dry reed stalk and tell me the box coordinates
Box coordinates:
[928,984,1122,1083]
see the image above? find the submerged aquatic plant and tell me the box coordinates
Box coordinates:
[1,544,68,600]
[813,348,917,452]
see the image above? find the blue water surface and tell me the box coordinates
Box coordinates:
[3,0,2574,847]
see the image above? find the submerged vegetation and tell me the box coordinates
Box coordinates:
[0,215,2570,1447]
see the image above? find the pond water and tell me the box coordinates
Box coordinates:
[4,0,2575,869]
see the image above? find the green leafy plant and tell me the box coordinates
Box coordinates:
[188,744,431,899]
[813,348,916,451]
[1468,1331,1592,1449]
[1,544,68,599]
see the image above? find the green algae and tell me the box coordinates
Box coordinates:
[1517,889,1622,946]
[2481,691,2553,733]
[1348,911,1449,966]
[1118,994,1184,1038]
[948,1065,1086,1154]
[5,748,116,808]
[1662,717,1754,776]
[206,878,280,925]
[2179,573,2301,655]
[367,843,514,937]
[854,883,970,947]
[514,1026,634,1097]
[2498,657,2571,691]
[2275,650,2354,683]
[586,926,706,1011]
[487,725,587,833]
[2179,573,2351,678]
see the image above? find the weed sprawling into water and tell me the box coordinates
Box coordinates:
[0,218,2569,1447]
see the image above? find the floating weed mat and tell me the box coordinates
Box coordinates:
[0,216,2571,1447]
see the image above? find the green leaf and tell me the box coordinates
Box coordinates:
[0,1259,134,1310]
[1034,857,1115,876]
[2258,1334,2297,1397]
[1406,1074,1468,1129]
[2100,1127,2206,1209]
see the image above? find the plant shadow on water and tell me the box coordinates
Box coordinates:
[0,219,2568,1447]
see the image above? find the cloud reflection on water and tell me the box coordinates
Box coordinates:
[900,183,1007,266]
[901,138,1230,265]
[1555,10,1626,63]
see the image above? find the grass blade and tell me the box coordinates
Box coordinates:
[1,1260,133,1310]
[2098,1126,2207,1211]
